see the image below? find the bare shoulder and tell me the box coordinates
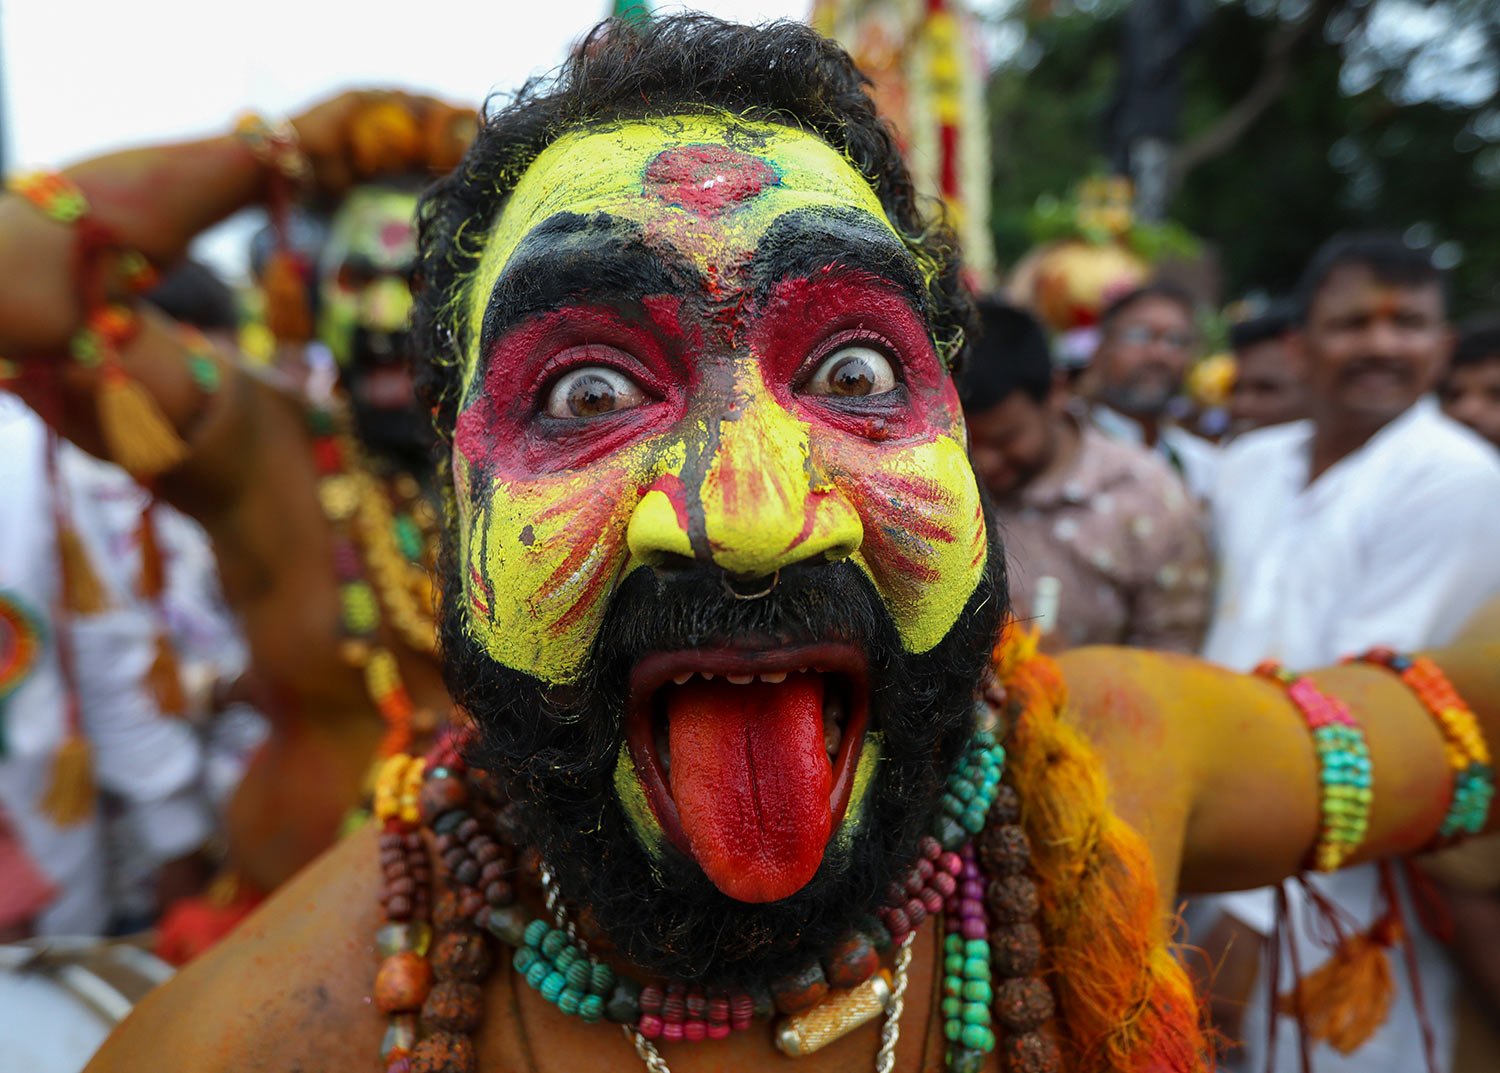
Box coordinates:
[89,827,383,1072]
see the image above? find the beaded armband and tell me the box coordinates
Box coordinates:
[1257,662,1373,872]
[1354,648,1493,844]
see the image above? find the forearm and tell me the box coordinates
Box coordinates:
[0,133,266,353]
[1176,640,1500,893]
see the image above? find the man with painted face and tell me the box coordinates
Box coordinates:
[0,94,471,920]
[315,183,437,472]
[4,18,1498,1073]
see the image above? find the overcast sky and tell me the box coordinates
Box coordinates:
[2,0,809,275]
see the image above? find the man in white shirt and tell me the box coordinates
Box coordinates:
[1198,233,1500,1072]
[1085,281,1220,498]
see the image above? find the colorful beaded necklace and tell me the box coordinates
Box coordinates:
[370,699,1064,1073]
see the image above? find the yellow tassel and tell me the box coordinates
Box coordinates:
[97,366,188,479]
[39,735,95,826]
[1278,920,1399,1054]
[262,250,314,344]
[57,523,110,613]
[148,633,187,717]
[137,508,165,599]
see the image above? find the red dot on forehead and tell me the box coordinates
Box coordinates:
[644,144,780,217]
[380,221,413,251]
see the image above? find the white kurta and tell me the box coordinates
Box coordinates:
[1198,397,1500,1073]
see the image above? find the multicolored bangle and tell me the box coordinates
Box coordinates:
[1353,648,1493,844]
[1257,661,1373,872]
[9,171,90,224]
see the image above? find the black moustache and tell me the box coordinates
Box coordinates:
[1339,359,1412,383]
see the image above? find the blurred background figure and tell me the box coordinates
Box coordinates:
[0,392,217,938]
[1196,232,1500,1073]
[1440,316,1500,450]
[1226,299,1308,435]
[1082,281,1220,498]
[961,297,1210,652]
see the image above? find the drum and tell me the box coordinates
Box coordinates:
[0,936,173,1072]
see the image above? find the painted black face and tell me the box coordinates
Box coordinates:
[445,514,1007,985]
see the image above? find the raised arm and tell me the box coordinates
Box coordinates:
[0,92,462,513]
[1059,639,1500,900]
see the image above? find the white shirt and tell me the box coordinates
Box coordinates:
[1198,397,1500,1073]
[1203,397,1500,668]
[1089,403,1220,501]
[0,396,216,934]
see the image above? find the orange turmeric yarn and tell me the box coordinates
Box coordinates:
[1276,916,1398,1054]
[997,628,1213,1072]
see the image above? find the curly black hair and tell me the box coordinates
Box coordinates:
[412,13,969,444]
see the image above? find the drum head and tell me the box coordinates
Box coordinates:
[0,937,174,1072]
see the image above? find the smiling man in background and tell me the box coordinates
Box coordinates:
[1198,232,1500,1073]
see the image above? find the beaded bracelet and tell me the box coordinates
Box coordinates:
[1353,648,1493,844]
[1256,662,1373,872]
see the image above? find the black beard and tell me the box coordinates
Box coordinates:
[441,523,1007,986]
[344,329,436,475]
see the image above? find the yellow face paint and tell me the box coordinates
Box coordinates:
[317,185,419,366]
[451,113,986,684]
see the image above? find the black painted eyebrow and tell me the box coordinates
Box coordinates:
[747,206,928,314]
[477,211,692,360]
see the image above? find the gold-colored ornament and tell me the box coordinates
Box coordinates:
[319,474,360,521]
[774,971,893,1057]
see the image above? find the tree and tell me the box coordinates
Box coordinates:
[984,0,1500,312]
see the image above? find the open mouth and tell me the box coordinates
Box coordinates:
[355,359,415,410]
[625,642,870,904]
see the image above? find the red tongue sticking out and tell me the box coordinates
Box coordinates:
[667,673,833,903]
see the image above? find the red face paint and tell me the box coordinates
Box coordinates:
[644,144,781,218]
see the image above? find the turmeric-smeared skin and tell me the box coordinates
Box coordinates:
[86,641,1500,1073]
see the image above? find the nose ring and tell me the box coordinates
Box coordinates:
[723,570,779,601]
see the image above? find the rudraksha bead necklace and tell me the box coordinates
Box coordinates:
[370,711,1061,1073]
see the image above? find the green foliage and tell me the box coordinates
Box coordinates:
[986,0,1500,314]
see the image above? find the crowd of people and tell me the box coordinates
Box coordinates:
[1,13,1499,1073]
[960,234,1500,1072]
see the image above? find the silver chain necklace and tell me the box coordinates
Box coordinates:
[541,867,915,1073]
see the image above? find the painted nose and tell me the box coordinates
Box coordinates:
[626,388,863,578]
[359,276,415,334]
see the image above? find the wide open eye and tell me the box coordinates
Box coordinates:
[802,345,899,398]
[542,366,648,419]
